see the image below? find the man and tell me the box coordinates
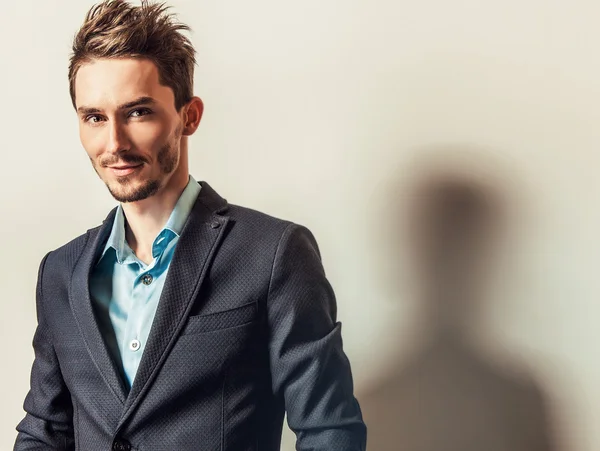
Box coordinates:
[14,0,366,449]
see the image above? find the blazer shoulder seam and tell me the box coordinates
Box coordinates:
[265,221,297,304]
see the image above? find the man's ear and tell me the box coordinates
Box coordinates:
[182,96,204,136]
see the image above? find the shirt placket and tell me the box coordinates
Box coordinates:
[122,260,157,386]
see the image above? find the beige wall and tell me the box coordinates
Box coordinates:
[1,0,597,449]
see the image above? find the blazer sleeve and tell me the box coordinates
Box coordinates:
[14,252,75,450]
[266,223,367,451]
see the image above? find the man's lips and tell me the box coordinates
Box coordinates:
[107,163,143,169]
[107,163,143,176]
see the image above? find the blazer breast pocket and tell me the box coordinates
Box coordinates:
[180,301,257,335]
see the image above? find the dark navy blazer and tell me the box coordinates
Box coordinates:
[15,181,366,450]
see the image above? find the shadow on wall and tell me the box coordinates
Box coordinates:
[359,149,563,451]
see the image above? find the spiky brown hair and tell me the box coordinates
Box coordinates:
[68,0,196,111]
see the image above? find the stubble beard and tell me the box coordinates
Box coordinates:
[94,129,181,203]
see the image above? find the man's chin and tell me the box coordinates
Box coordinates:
[106,179,160,203]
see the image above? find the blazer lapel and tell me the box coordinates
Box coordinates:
[69,206,129,404]
[119,181,230,423]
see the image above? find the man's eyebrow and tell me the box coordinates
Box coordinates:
[76,96,157,115]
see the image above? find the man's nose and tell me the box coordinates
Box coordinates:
[106,121,130,154]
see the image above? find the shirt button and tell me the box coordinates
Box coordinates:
[142,274,153,285]
[129,339,141,352]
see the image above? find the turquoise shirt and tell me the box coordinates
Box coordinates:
[90,175,201,387]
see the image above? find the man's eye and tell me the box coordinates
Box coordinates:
[85,115,103,123]
[129,108,152,118]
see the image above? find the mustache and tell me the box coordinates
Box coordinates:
[100,154,148,167]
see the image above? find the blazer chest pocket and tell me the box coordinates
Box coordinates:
[181,302,257,335]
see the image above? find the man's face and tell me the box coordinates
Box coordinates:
[75,58,185,203]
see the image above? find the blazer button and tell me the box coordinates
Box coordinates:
[210,221,220,229]
[112,439,131,451]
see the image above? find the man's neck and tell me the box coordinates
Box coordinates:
[121,173,189,265]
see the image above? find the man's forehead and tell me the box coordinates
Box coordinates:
[74,58,172,109]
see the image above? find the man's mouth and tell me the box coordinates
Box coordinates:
[108,163,143,176]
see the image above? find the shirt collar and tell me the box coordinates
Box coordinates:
[100,175,201,264]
